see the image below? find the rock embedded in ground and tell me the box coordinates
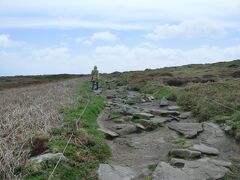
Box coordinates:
[159,97,169,107]
[152,162,191,180]
[167,122,203,138]
[149,109,180,117]
[179,112,191,119]
[98,164,137,180]
[189,144,220,155]
[115,124,138,136]
[133,112,154,120]
[26,153,67,173]
[169,158,230,180]
[150,117,172,126]
[169,149,201,159]
[168,106,181,111]
[28,153,66,164]
[98,128,119,139]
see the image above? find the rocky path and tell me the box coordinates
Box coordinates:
[97,83,240,180]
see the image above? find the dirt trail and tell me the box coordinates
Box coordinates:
[97,83,240,180]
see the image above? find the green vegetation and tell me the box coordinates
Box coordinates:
[148,164,157,172]
[23,82,111,179]
[115,60,240,140]
[174,138,192,149]
[0,74,83,90]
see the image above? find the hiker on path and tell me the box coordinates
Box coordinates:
[91,65,99,90]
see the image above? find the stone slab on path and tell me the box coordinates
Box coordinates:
[152,162,191,180]
[115,124,138,136]
[168,106,181,111]
[189,144,220,155]
[169,158,231,180]
[167,122,203,138]
[98,128,119,139]
[169,149,201,159]
[133,112,154,120]
[149,109,180,117]
[98,164,137,180]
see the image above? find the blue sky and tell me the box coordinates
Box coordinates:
[0,0,240,76]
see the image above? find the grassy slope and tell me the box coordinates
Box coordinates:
[115,60,240,138]
[23,81,111,179]
[0,74,84,90]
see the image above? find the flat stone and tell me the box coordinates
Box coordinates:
[98,164,137,180]
[150,117,172,126]
[149,109,180,117]
[98,128,119,139]
[152,162,191,180]
[207,158,232,168]
[159,97,169,107]
[168,106,181,111]
[115,124,137,135]
[189,144,219,155]
[133,112,154,120]
[167,123,203,138]
[169,149,201,159]
[169,158,230,180]
[179,112,191,119]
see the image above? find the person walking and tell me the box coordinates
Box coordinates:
[91,65,99,90]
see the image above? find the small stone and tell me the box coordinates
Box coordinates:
[189,144,219,155]
[29,153,66,164]
[159,97,169,107]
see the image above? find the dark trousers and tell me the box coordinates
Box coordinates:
[92,81,99,90]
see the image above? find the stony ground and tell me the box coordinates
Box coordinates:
[97,80,240,180]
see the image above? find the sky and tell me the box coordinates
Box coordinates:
[0,0,240,76]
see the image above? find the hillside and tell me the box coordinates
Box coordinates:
[113,59,240,141]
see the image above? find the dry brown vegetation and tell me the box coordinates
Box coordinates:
[0,78,80,179]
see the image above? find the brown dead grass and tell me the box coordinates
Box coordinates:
[0,78,80,179]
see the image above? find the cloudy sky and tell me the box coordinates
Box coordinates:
[0,0,240,76]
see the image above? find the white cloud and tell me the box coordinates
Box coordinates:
[145,19,237,40]
[75,31,118,46]
[0,34,23,48]
[2,44,240,76]
[91,32,118,41]
[0,0,240,29]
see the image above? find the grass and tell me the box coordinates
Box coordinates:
[115,60,240,140]
[174,138,192,149]
[23,81,111,179]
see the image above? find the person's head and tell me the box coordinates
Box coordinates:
[94,65,97,70]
